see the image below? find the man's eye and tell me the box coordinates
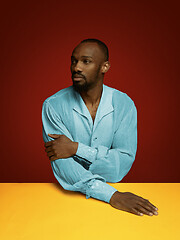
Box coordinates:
[71,60,76,64]
[83,59,91,64]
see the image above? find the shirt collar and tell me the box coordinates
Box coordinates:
[72,84,114,122]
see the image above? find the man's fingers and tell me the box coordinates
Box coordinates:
[140,199,158,212]
[44,141,54,147]
[47,151,54,158]
[144,199,158,210]
[113,202,143,216]
[49,155,58,161]
[135,204,154,216]
[128,208,143,216]
[48,134,61,139]
[44,134,62,147]
[45,146,52,152]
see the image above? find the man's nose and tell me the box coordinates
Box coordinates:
[74,61,82,72]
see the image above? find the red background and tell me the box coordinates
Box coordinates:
[1,0,179,183]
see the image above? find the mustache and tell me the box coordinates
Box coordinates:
[72,72,86,79]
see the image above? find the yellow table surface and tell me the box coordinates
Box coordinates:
[0,183,179,240]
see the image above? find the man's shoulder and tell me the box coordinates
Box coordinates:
[43,86,74,106]
[105,85,135,109]
[42,86,75,115]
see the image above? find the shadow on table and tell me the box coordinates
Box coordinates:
[52,182,85,198]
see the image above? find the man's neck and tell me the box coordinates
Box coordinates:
[80,84,103,107]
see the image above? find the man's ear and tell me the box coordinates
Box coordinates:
[101,61,110,73]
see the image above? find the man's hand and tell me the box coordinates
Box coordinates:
[44,134,78,161]
[110,191,158,216]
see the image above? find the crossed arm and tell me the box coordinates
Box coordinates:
[42,101,158,216]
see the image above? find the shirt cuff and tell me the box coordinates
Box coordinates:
[86,179,118,203]
[76,142,97,163]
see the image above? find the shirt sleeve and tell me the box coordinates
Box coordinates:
[42,101,117,203]
[76,104,137,183]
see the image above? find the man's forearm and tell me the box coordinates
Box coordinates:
[75,142,135,182]
[50,157,117,203]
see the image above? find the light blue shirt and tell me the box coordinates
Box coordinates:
[42,84,137,203]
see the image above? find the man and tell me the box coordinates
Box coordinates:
[42,39,158,216]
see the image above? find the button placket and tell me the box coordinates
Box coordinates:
[91,130,98,146]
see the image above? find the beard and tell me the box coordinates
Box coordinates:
[72,80,90,93]
[72,66,101,93]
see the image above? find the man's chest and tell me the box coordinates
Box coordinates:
[86,104,98,123]
[70,110,115,148]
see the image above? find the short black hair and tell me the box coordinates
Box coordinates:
[80,38,109,61]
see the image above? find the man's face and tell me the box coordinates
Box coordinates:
[71,42,106,92]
